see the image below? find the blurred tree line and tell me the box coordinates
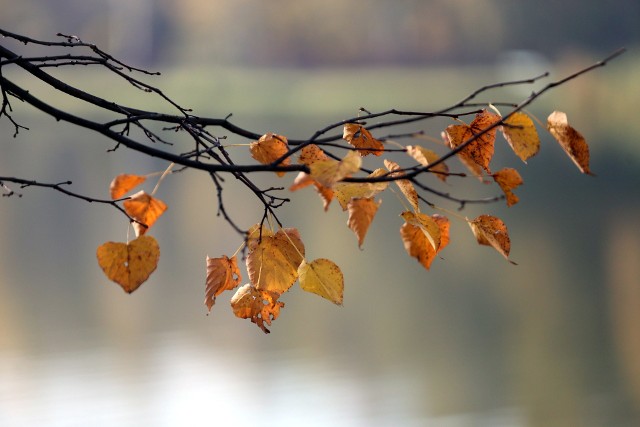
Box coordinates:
[1,0,637,66]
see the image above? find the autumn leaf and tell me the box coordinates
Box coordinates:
[400,214,450,270]
[246,226,305,293]
[406,145,449,182]
[123,190,168,237]
[445,109,501,174]
[347,197,381,248]
[298,259,344,305]
[96,235,160,293]
[298,144,328,166]
[442,131,486,182]
[309,150,362,188]
[501,112,540,163]
[547,111,593,175]
[401,211,441,251]
[343,123,384,156]
[250,133,290,177]
[468,214,515,264]
[205,255,242,312]
[334,168,388,211]
[492,168,523,207]
[289,172,334,211]
[109,174,147,199]
[384,159,420,212]
[230,283,284,334]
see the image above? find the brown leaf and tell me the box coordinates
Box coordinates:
[445,109,501,174]
[309,150,362,188]
[205,255,242,312]
[109,174,146,199]
[468,214,516,263]
[96,235,160,293]
[298,144,328,166]
[230,283,284,334]
[400,214,450,270]
[401,211,441,251]
[250,133,290,177]
[492,168,523,207]
[123,190,168,237]
[547,111,593,175]
[334,168,388,211]
[289,172,334,211]
[347,197,381,248]
[406,145,449,182]
[298,259,344,305]
[343,123,384,156]
[501,112,540,163]
[384,159,420,212]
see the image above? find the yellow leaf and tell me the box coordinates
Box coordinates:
[298,259,344,305]
[445,109,501,174]
[468,214,516,263]
[309,150,362,188]
[205,255,242,312]
[96,235,160,293]
[547,111,593,175]
[343,123,384,156]
[246,226,305,293]
[289,172,334,211]
[347,197,381,248]
[384,159,420,212]
[501,112,540,163]
[401,211,441,251]
[250,133,290,177]
[492,168,523,207]
[109,174,147,199]
[123,190,168,237]
[298,144,328,166]
[230,283,284,334]
[400,214,450,270]
[406,145,449,182]
[334,168,388,211]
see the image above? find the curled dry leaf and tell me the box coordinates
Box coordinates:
[205,255,242,312]
[445,109,501,174]
[290,172,334,211]
[400,214,450,270]
[334,168,388,211]
[246,226,305,293]
[298,144,328,166]
[501,112,540,163]
[250,133,290,177]
[123,190,168,237]
[110,174,147,199]
[347,197,381,248]
[492,168,523,207]
[298,258,344,305]
[343,123,384,156]
[468,214,516,264]
[401,211,441,251]
[96,235,160,293]
[547,111,593,175]
[309,150,362,188]
[230,283,284,334]
[384,159,420,212]
[406,145,449,182]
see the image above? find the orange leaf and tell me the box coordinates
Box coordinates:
[309,150,362,188]
[492,168,523,207]
[406,145,449,182]
[400,214,450,270]
[123,190,168,237]
[347,197,381,248]
[501,112,540,163]
[384,159,420,212]
[298,144,328,166]
[334,168,388,211]
[205,255,242,312]
[298,259,344,305]
[246,226,305,293]
[230,283,284,334]
[445,109,501,174]
[250,133,290,177]
[289,172,334,211]
[547,111,593,175]
[468,214,516,263]
[109,174,146,199]
[96,235,160,293]
[401,211,441,251]
[343,123,384,156]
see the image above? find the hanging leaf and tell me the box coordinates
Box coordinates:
[442,131,486,182]
[468,214,516,264]
[250,133,290,177]
[343,123,384,156]
[290,172,334,211]
[347,197,381,248]
[309,150,362,188]
[400,214,450,270]
[298,258,344,305]
[96,235,160,293]
[445,109,501,174]
[230,283,284,334]
[492,168,523,207]
[406,145,449,182]
[298,144,328,166]
[501,112,540,163]
[400,211,441,251]
[123,190,168,237]
[547,111,593,175]
[384,159,420,212]
[109,174,147,199]
[205,255,242,312]
[334,168,388,211]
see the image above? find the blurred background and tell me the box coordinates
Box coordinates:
[1,1,640,426]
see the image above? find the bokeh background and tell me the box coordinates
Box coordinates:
[1,1,640,426]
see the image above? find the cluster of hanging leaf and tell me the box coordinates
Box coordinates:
[96,108,591,333]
